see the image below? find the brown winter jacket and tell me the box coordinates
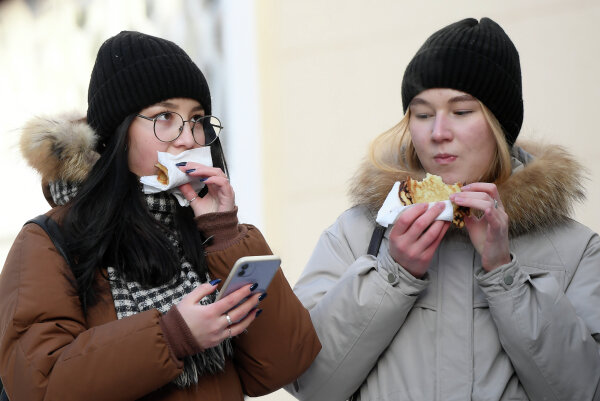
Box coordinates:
[0,115,321,400]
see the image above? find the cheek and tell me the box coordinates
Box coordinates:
[462,118,494,148]
[465,125,497,171]
[409,123,428,153]
[127,138,162,176]
[409,119,424,138]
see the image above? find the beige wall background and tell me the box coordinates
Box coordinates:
[0,1,599,400]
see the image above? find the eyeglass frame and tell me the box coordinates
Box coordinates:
[135,111,223,146]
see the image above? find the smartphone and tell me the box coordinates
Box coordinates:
[215,255,281,302]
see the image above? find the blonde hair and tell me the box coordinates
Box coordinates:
[368,102,512,184]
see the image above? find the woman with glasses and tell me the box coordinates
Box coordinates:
[287,18,600,401]
[0,31,320,400]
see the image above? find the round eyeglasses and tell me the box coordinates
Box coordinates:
[136,111,223,146]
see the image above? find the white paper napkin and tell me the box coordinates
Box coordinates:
[140,147,213,206]
[375,181,454,226]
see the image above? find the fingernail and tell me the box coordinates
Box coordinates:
[185,169,196,174]
[209,279,221,286]
[175,162,187,166]
[255,308,263,317]
[249,283,258,291]
[199,177,208,182]
[258,293,267,301]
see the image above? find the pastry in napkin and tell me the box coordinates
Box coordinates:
[376,173,469,227]
[140,147,213,206]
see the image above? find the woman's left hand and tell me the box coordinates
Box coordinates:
[178,163,235,216]
[450,182,510,272]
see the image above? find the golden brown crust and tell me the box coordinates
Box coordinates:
[398,173,469,227]
[155,162,169,185]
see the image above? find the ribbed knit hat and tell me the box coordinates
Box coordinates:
[87,31,211,147]
[401,18,523,146]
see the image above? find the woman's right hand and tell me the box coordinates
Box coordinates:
[176,282,261,350]
[388,202,450,278]
[178,164,235,216]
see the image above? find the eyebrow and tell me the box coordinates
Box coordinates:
[156,102,205,112]
[448,94,476,103]
[409,94,477,107]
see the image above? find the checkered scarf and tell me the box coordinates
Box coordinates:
[48,182,232,387]
[49,180,78,206]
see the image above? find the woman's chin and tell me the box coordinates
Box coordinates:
[446,175,471,185]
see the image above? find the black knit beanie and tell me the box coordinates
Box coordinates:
[87,31,211,148]
[401,18,523,146]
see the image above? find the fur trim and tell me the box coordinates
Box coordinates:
[349,140,587,236]
[498,141,586,235]
[20,113,99,182]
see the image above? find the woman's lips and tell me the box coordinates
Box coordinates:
[434,154,457,164]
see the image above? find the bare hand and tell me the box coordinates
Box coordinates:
[450,182,510,271]
[178,164,235,216]
[176,282,261,350]
[388,202,451,278]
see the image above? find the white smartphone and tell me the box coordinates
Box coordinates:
[215,255,281,302]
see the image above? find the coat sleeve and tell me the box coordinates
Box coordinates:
[0,224,182,401]
[285,209,429,401]
[197,209,321,397]
[476,230,600,401]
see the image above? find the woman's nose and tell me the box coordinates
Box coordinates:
[173,121,196,148]
[431,113,453,141]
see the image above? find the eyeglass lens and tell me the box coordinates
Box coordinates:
[154,112,221,145]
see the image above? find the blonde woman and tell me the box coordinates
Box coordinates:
[288,18,600,401]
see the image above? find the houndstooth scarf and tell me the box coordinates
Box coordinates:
[49,180,78,206]
[49,182,233,387]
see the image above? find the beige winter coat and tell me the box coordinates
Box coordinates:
[287,142,600,401]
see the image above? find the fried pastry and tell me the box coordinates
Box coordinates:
[399,173,470,227]
[155,162,169,185]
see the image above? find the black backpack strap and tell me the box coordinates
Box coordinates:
[25,215,73,267]
[367,224,386,257]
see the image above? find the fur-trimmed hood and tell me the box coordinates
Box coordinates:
[349,141,587,237]
[20,113,99,206]
[20,113,99,184]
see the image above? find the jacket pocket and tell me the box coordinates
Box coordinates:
[520,264,566,290]
[473,265,567,308]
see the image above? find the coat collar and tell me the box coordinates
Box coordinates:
[348,141,587,236]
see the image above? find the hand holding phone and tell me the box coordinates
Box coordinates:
[215,255,281,303]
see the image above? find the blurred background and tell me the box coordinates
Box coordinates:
[1,0,599,399]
